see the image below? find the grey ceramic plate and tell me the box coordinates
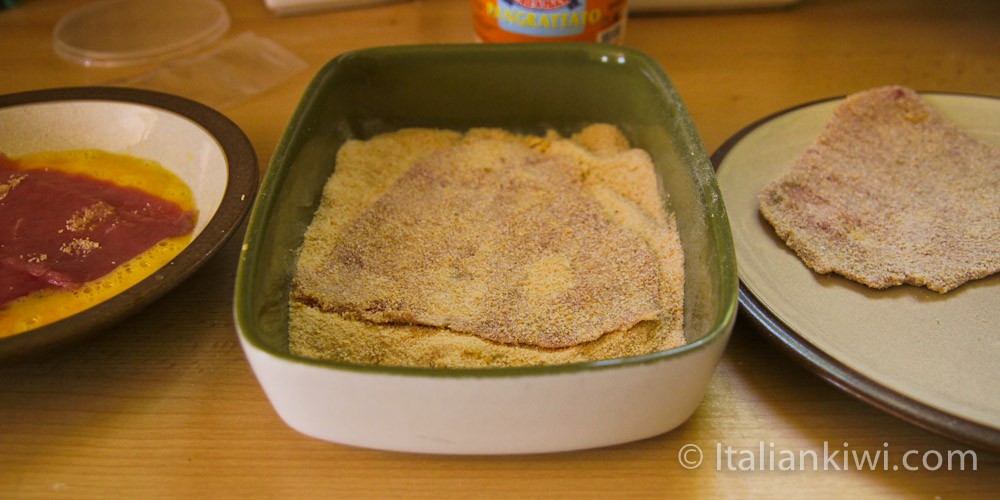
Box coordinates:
[0,87,257,362]
[713,92,1000,452]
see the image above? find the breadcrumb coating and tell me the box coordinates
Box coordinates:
[759,86,1000,293]
[290,125,685,367]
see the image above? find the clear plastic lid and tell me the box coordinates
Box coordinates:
[53,0,230,67]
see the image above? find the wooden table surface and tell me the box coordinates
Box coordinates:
[2,0,998,497]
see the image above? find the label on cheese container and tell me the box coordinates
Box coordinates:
[472,0,627,44]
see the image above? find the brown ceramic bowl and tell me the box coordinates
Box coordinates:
[0,87,257,362]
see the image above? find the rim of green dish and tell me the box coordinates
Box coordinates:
[234,43,738,378]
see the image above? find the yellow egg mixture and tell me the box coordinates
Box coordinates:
[0,150,196,337]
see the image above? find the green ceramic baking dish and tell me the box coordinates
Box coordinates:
[234,43,737,454]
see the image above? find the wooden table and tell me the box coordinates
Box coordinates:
[2,0,998,497]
